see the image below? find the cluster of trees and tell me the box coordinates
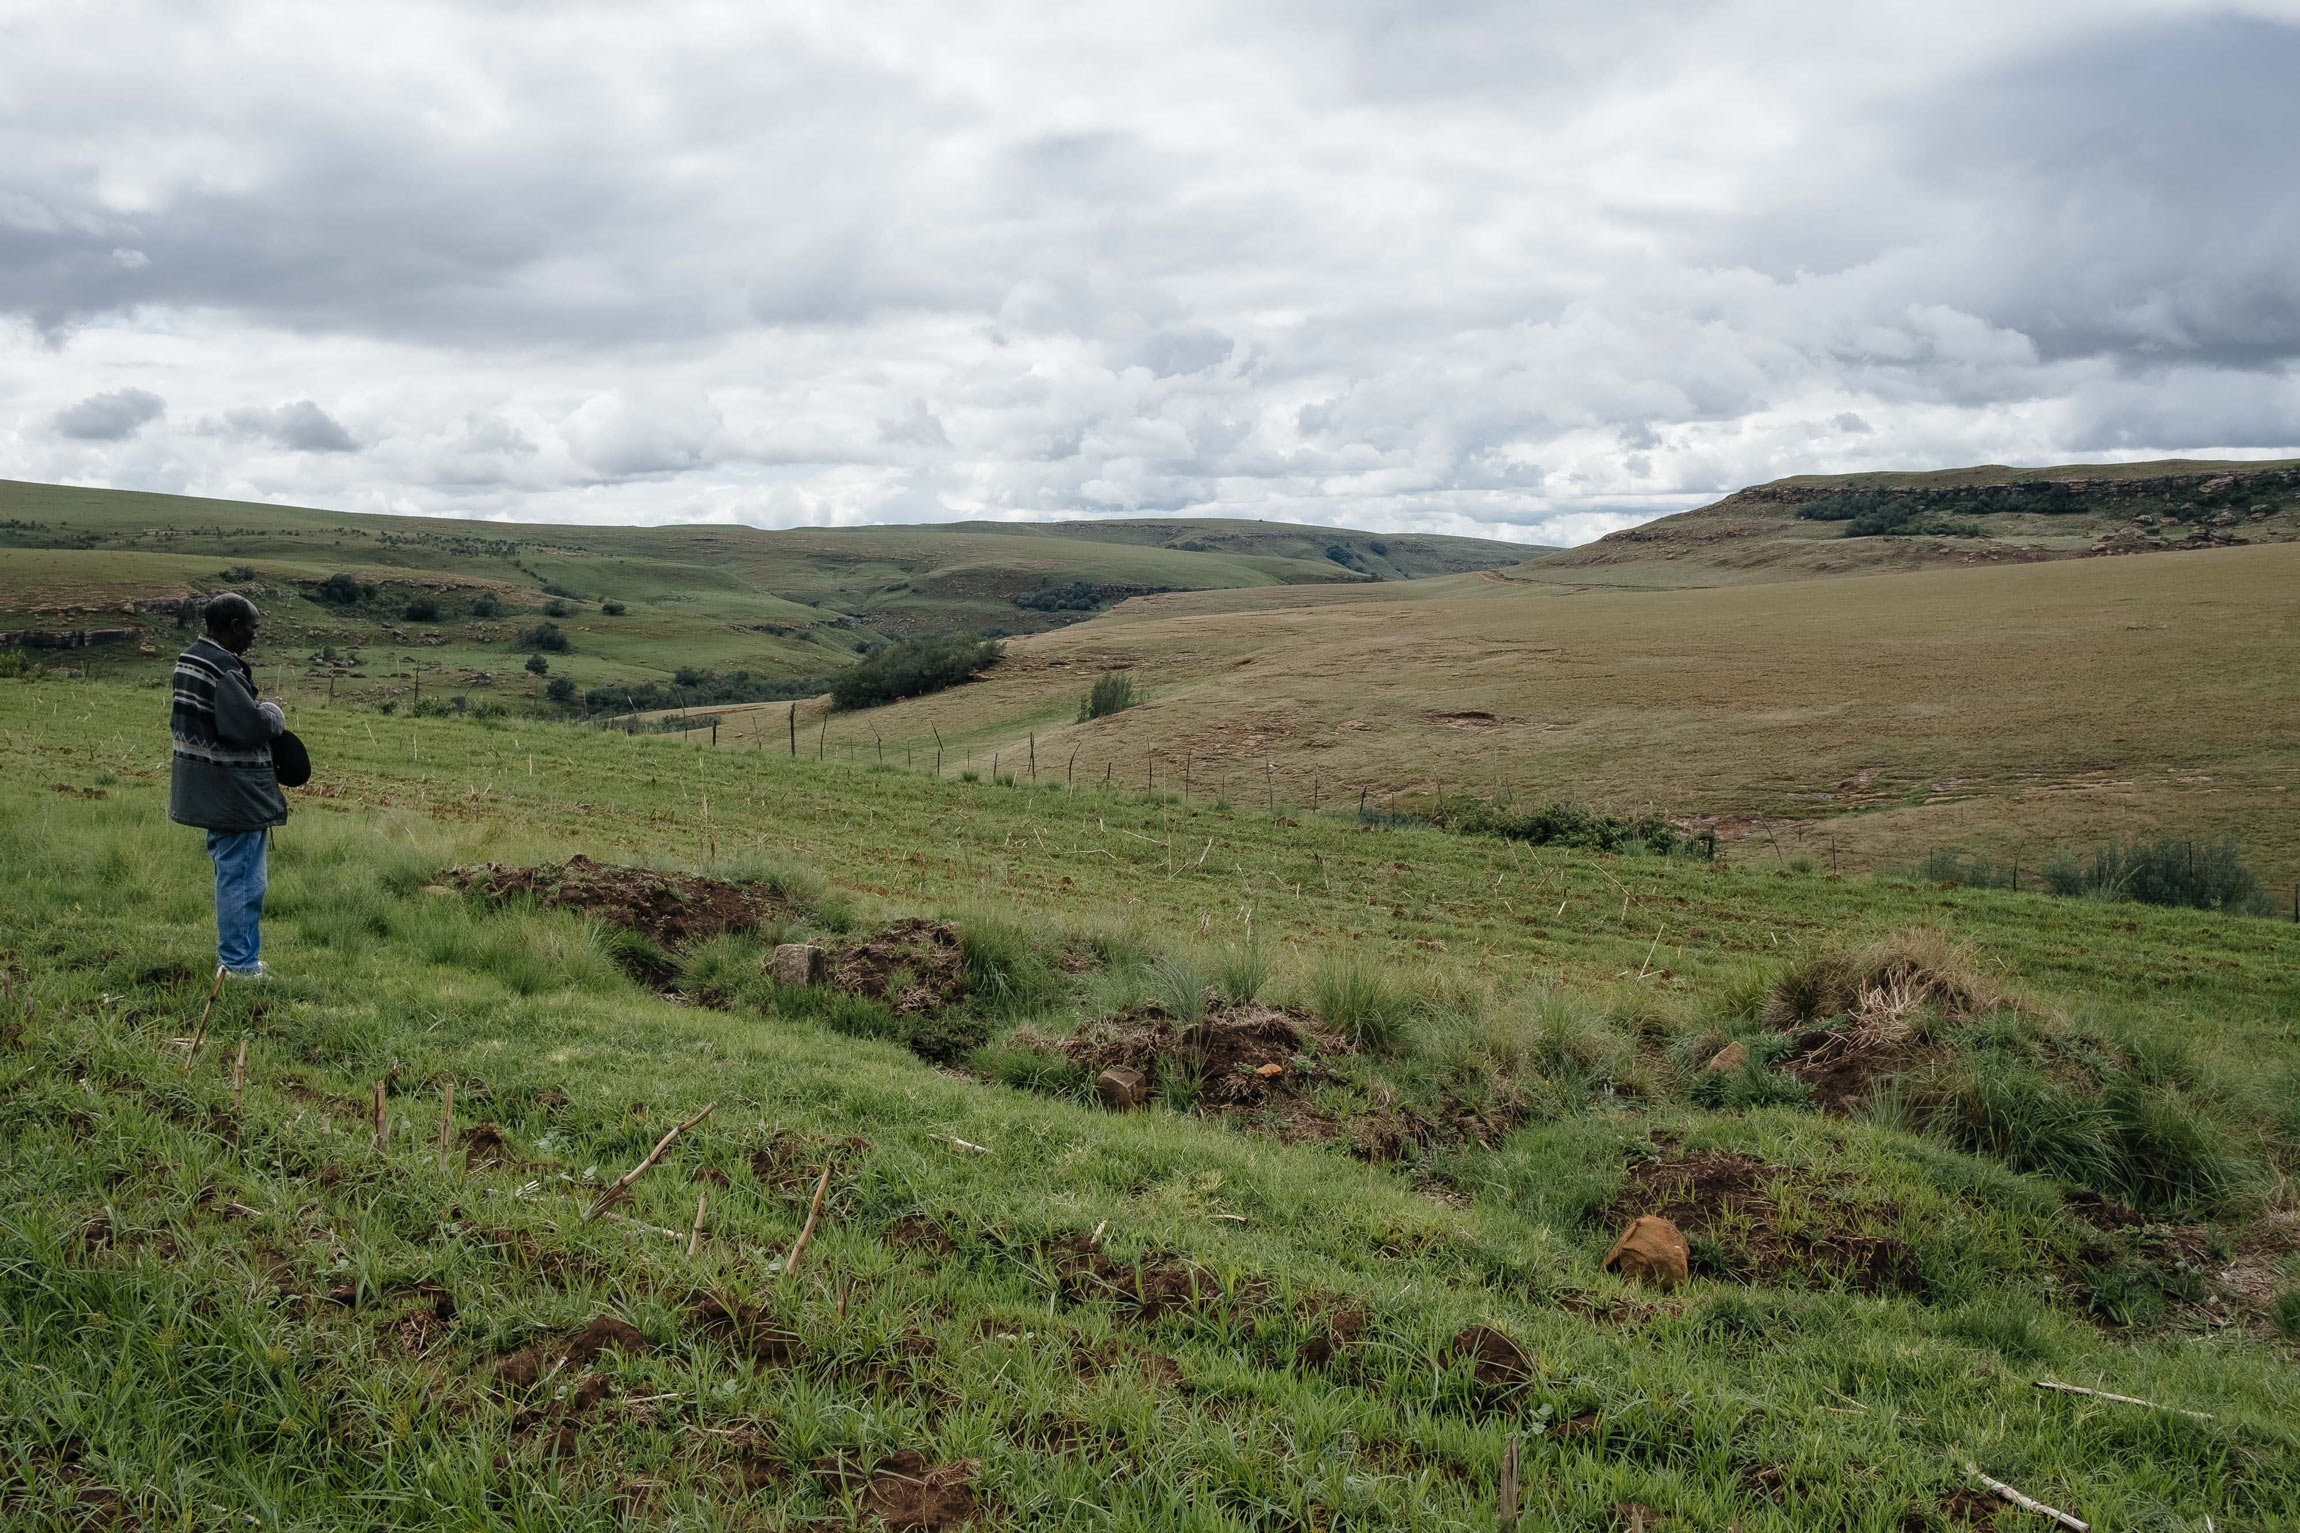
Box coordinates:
[581,666,830,716]
[828,635,1002,710]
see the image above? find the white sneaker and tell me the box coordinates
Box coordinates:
[223,962,272,981]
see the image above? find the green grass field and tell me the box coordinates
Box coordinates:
[3,671,2297,1530]
[0,481,1534,716]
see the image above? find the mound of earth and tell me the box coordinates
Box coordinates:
[1764,934,2005,1113]
[1034,998,1348,1124]
[833,919,966,1014]
[1606,1150,1923,1296]
[444,855,789,951]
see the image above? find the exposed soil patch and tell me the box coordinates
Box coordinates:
[495,1315,649,1390]
[886,1213,958,1256]
[1900,1489,2000,1530]
[749,1130,870,1196]
[1765,932,2006,1114]
[1039,1233,1263,1322]
[458,1121,532,1172]
[832,919,967,1015]
[815,1449,978,1531]
[1027,998,1347,1131]
[687,1295,803,1367]
[1447,1325,1536,1387]
[1605,1151,1924,1296]
[444,855,790,964]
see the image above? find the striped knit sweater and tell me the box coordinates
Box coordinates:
[169,637,288,832]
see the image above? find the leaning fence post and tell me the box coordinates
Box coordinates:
[788,703,796,757]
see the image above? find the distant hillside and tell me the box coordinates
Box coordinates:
[940,516,1540,580]
[0,479,1530,709]
[1520,457,2300,587]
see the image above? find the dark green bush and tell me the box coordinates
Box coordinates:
[1438,800,1689,855]
[543,598,571,618]
[1015,582,1103,613]
[2043,836,2270,914]
[315,572,373,605]
[828,635,1002,711]
[470,591,501,618]
[1078,670,1137,721]
[523,653,548,676]
[544,677,576,704]
[402,596,440,622]
[584,667,828,716]
[600,601,626,616]
[516,622,569,653]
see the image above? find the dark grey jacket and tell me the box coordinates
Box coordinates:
[169,638,289,832]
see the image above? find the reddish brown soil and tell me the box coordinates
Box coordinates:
[1447,1325,1536,1387]
[1781,1024,1935,1113]
[832,919,967,1014]
[815,1449,979,1531]
[459,1121,525,1171]
[687,1296,803,1366]
[495,1315,649,1389]
[1900,1489,2000,1529]
[1039,1233,1263,1322]
[1032,998,1350,1139]
[444,855,790,952]
[749,1130,870,1195]
[885,1213,958,1255]
[1605,1150,1923,1296]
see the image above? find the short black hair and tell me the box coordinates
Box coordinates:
[204,592,260,635]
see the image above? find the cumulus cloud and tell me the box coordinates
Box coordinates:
[52,386,163,440]
[0,1,2293,543]
[209,400,360,453]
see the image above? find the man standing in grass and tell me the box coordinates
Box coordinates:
[170,593,288,980]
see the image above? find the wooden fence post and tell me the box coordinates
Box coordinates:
[788,703,797,757]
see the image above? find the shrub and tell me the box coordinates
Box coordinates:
[600,601,627,616]
[0,649,34,680]
[315,572,371,605]
[2043,836,2270,914]
[544,677,576,704]
[402,596,440,622]
[829,634,1002,711]
[516,622,569,653]
[543,598,571,617]
[470,591,501,618]
[2274,1289,2300,1341]
[1079,670,1138,721]
[583,668,829,715]
[1441,800,1687,856]
[524,653,549,676]
[1211,939,1268,1006]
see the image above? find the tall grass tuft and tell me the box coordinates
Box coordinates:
[1311,955,1413,1053]
[1210,939,1269,1007]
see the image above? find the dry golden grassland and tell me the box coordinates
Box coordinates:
[717,542,2300,888]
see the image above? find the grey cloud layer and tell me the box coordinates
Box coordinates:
[2,0,2294,540]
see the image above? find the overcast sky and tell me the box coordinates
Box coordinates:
[4,1,2298,545]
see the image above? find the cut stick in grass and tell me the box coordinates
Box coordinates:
[373,1080,388,1152]
[782,1163,831,1277]
[1965,1464,2088,1532]
[687,1189,708,1259]
[2033,1380,2212,1420]
[930,1133,991,1154]
[232,1038,246,1115]
[584,1102,717,1220]
[1498,1431,1520,1531]
[436,1080,454,1174]
[179,965,226,1071]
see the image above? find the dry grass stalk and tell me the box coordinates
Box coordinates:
[782,1163,832,1276]
[232,1038,246,1115]
[687,1188,709,1259]
[2033,1380,2212,1421]
[180,965,227,1072]
[584,1102,717,1220]
[373,1080,388,1152]
[436,1080,454,1174]
[1965,1464,2088,1532]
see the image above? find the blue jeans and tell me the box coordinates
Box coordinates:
[206,829,269,972]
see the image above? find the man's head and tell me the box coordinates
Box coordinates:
[204,593,261,654]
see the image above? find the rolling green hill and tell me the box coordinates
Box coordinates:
[0,480,1537,711]
[1521,457,2300,588]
